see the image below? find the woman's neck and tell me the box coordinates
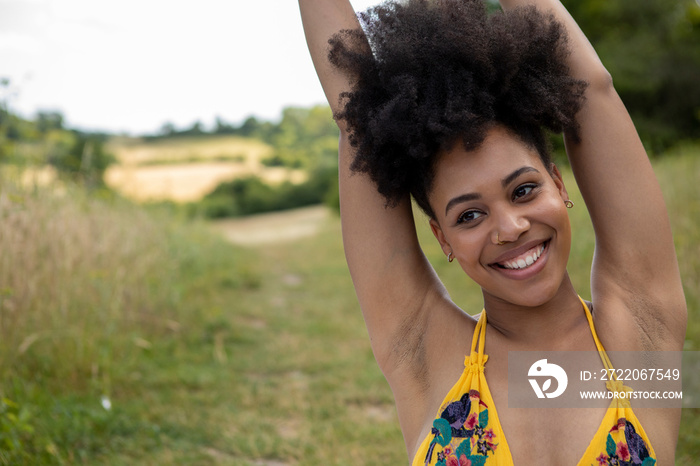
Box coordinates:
[480,274,585,348]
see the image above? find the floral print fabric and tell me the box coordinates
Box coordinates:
[412,299,657,466]
[594,418,656,466]
[423,390,497,466]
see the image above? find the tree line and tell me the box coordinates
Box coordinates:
[0,79,113,188]
[152,105,340,170]
[562,0,700,151]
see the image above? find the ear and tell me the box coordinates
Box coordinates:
[549,163,569,202]
[429,218,452,257]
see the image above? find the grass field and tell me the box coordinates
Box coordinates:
[0,148,699,464]
[104,136,305,202]
[106,136,273,167]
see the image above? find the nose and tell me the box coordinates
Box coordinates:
[492,206,530,245]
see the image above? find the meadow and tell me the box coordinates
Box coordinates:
[0,147,698,465]
[103,136,306,202]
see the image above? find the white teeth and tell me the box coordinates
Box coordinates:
[499,244,545,270]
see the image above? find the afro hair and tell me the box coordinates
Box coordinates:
[328,0,587,218]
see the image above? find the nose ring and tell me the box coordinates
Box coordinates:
[497,233,506,245]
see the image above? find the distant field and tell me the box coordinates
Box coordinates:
[104,135,306,202]
[106,135,272,166]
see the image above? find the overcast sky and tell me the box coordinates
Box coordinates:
[0,0,379,134]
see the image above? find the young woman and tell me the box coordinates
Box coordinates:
[299,0,687,464]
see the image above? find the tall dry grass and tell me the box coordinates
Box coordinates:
[0,174,182,391]
[0,170,260,463]
[651,146,700,349]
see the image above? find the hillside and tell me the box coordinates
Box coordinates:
[104,135,306,202]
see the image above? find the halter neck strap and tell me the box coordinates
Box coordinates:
[579,296,617,377]
[471,297,617,376]
[471,311,488,356]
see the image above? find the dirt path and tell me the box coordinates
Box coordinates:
[210,205,331,246]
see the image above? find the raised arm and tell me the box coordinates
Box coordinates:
[299,0,360,119]
[298,1,450,378]
[499,0,686,348]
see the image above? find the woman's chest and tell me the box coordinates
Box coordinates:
[484,348,610,464]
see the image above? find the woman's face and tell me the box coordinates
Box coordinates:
[428,126,571,308]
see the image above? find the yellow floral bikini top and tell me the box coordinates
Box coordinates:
[412,297,656,466]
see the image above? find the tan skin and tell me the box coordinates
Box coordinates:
[299,0,687,464]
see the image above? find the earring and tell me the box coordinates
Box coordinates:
[497,233,506,245]
[565,200,574,208]
[447,252,454,263]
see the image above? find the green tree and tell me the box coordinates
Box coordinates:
[184,120,204,135]
[264,105,339,169]
[159,121,177,136]
[48,132,115,187]
[238,116,258,136]
[0,78,15,160]
[214,116,234,134]
[36,111,64,134]
[561,0,700,150]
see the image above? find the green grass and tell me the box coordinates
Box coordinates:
[0,148,699,464]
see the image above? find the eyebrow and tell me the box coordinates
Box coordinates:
[502,166,540,188]
[444,166,541,216]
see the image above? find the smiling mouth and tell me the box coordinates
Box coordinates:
[493,241,548,270]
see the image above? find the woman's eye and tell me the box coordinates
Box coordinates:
[457,210,483,225]
[513,184,537,200]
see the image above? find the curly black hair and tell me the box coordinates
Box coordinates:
[329,0,587,218]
